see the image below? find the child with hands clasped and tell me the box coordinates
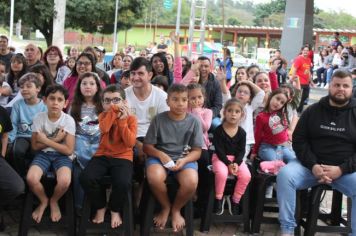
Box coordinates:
[80,85,137,228]
[143,84,203,232]
[212,98,251,215]
[251,88,296,163]
[26,85,76,224]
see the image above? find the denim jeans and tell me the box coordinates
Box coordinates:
[73,134,100,208]
[326,68,334,84]
[277,160,356,235]
[258,143,296,163]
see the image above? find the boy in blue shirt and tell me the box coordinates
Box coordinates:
[26,85,76,223]
[9,73,47,176]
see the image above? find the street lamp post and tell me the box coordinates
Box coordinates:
[9,0,14,44]
[113,0,119,53]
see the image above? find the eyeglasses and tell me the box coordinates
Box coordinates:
[236,90,250,96]
[103,97,122,104]
[77,61,91,66]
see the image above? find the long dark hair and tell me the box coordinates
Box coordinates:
[150,52,170,79]
[71,52,97,77]
[70,72,103,123]
[7,53,27,90]
[29,64,54,98]
[263,88,289,125]
[181,56,191,78]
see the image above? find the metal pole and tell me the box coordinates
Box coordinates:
[9,0,14,44]
[175,0,182,35]
[113,0,119,53]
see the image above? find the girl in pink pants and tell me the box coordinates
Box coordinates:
[212,98,251,215]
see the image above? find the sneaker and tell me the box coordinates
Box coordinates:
[324,83,329,89]
[230,198,241,215]
[214,198,225,215]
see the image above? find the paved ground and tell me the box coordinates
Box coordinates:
[1,87,345,236]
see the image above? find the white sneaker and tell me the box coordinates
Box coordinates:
[324,83,329,89]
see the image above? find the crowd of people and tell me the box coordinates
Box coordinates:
[0,31,355,236]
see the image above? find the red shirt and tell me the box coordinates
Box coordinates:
[252,111,289,155]
[293,55,311,85]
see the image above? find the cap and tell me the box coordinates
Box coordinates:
[94,46,106,53]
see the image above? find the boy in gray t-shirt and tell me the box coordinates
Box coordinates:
[144,84,203,232]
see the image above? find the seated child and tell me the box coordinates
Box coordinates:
[9,73,47,176]
[143,84,203,232]
[80,85,137,228]
[26,84,76,223]
[212,98,251,215]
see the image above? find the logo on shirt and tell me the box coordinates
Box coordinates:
[269,114,285,135]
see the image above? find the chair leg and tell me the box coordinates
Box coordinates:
[18,191,34,236]
[185,200,194,236]
[124,191,134,236]
[242,184,250,233]
[304,187,323,236]
[199,180,215,233]
[140,187,155,236]
[77,196,91,236]
[251,176,268,234]
[65,189,75,236]
[330,190,342,225]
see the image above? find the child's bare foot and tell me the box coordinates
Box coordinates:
[92,208,106,224]
[32,199,48,223]
[153,207,170,229]
[50,199,62,222]
[171,209,185,232]
[111,211,122,228]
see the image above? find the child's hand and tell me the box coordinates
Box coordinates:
[215,67,226,82]
[160,154,174,168]
[169,31,179,44]
[172,158,186,171]
[228,163,238,175]
[37,131,48,144]
[52,127,66,143]
[118,104,130,120]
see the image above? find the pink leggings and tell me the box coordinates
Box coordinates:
[212,154,251,203]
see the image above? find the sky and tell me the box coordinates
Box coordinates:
[239,0,356,17]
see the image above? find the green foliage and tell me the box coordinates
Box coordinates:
[253,0,286,26]
[66,0,148,33]
[316,10,356,30]
[0,0,148,46]
[227,18,241,26]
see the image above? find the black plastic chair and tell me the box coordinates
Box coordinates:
[18,173,75,236]
[140,176,194,236]
[77,176,134,236]
[299,184,352,236]
[199,171,250,233]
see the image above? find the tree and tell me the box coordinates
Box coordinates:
[227,18,241,26]
[253,0,286,26]
[2,0,148,46]
[66,0,148,34]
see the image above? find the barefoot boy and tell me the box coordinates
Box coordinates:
[143,84,203,232]
[26,84,75,223]
[80,85,137,228]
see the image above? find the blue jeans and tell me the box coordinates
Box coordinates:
[326,67,333,84]
[73,134,100,208]
[277,160,356,235]
[258,143,296,163]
